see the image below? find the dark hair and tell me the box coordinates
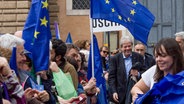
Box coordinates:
[74,40,90,50]
[66,56,78,71]
[66,43,79,54]
[153,38,184,82]
[99,46,108,52]
[51,39,67,61]
[131,62,142,71]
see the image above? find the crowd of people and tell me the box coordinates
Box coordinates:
[0,30,184,104]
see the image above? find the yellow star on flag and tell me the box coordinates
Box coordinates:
[111,8,115,12]
[130,9,136,15]
[34,30,40,39]
[105,0,110,4]
[127,17,131,22]
[42,0,48,9]
[40,16,48,27]
[132,0,137,5]
[118,15,122,20]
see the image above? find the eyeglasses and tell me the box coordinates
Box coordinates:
[103,51,109,54]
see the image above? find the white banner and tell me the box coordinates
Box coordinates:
[92,19,126,32]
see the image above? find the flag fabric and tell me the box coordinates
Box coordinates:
[135,71,184,104]
[29,77,44,91]
[87,35,108,104]
[2,83,10,101]
[90,0,155,45]
[22,0,51,72]
[54,21,61,39]
[65,32,73,43]
[9,47,18,75]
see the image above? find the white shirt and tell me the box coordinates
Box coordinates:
[141,65,157,89]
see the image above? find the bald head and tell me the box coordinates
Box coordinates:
[14,31,23,38]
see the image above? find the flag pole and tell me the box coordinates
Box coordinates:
[89,15,94,78]
[37,75,41,85]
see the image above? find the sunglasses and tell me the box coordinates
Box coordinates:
[103,51,109,54]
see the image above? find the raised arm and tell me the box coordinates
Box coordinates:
[131,78,149,103]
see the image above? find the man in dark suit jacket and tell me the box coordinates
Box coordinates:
[108,36,144,104]
[134,42,155,70]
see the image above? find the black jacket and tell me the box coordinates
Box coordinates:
[108,52,144,104]
[144,53,155,70]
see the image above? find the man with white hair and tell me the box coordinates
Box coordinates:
[0,33,26,103]
[0,32,56,103]
[108,35,144,104]
[175,31,184,54]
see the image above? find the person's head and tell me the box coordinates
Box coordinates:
[175,31,184,52]
[111,49,119,56]
[134,42,146,56]
[100,46,109,57]
[0,33,26,69]
[0,47,12,62]
[154,38,184,81]
[131,62,142,71]
[65,43,80,61]
[0,33,24,50]
[14,31,23,38]
[66,55,79,71]
[51,39,67,64]
[120,35,133,57]
[74,40,90,51]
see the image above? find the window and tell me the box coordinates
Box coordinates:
[73,0,90,9]
[66,0,90,15]
[104,31,120,52]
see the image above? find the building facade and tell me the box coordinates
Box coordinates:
[1,0,184,52]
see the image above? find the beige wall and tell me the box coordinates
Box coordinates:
[0,0,59,35]
[57,0,104,46]
[0,0,30,34]
[0,0,117,47]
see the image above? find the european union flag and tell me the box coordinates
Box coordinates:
[87,35,108,104]
[66,32,73,43]
[135,71,184,104]
[23,0,51,72]
[91,0,155,44]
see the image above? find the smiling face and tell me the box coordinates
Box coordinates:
[155,45,174,75]
[16,45,27,69]
[121,41,132,57]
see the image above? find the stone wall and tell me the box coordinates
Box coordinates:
[0,0,59,35]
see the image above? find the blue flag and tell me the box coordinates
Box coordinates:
[29,77,44,91]
[23,0,51,72]
[87,35,108,104]
[65,32,73,43]
[54,21,61,39]
[135,71,184,104]
[90,0,155,45]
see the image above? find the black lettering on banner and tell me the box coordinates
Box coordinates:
[110,21,113,26]
[104,20,110,27]
[93,19,122,29]
[114,22,121,26]
[98,19,103,27]
[92,19,97,28]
